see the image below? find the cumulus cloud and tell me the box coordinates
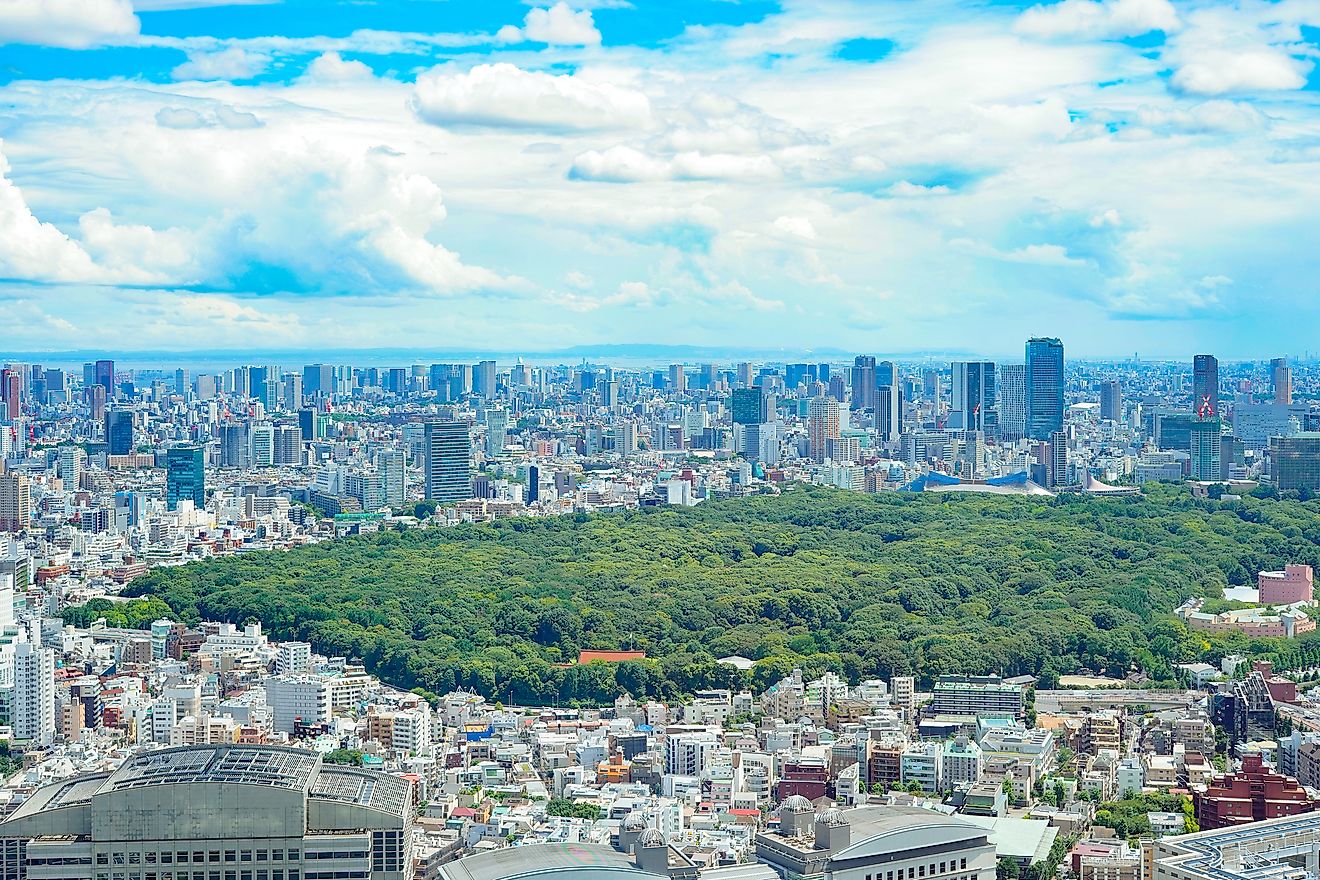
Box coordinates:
[951,238,1092,267]
[1171,49,1311,95]
[773,215,817,240]
[302,51,374,82]
[155,104,264,129]
[1016,0,1179,40]
[499,1,602,46]
[0,146,102,283]
[155,107,209,130]
[413,63,651,132]
[172,46,270,81]
[0,0,138,48]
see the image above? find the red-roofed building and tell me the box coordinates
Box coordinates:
[1194,753,1320,829]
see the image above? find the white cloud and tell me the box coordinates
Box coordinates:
[501,1,602,46]
[172,46,270,81]
[0,0,138,48]
[951,238,1092,267]
[302,51,375,82]
[605,280,657,307]
[773,215,817,240]
[571,146,778,182]
[1015,0,1179,40]
[0,146,101,283]
[1172,49,1311,95]
[155,107,209,130]
[214,105,264,129]
[413,63,651,131]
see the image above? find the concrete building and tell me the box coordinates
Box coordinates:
[1152,811,1320,880]
[929,676,1026,719]
[1259,565,1314,606]
[0,743,414,880]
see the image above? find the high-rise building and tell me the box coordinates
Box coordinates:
[475,360,497,399]
[0,472,31,532]
[1026,337,1065,440]
[1048,430,1069,488]
[485,407,509,458]
[219,422,251,468]
[1271,434,1320,491]
[58,445,86,490]
[731,388,770,425]
[669,364,686,393]
[1193,354,1219,417]
[807,396,840,463]
[424,420,472,503]
[173,367,189,395]
[950,362,997,433]
[1190,417,1223,482]
[302,363,335,397]
[94,359,115,397]
[105,409,135,455]
[377,449,407,508]
[166,445,206,510]
[877,384,903,442]
[249,423,275,468]
[850,356,877,411]
[998,364,1026,440]
[13,641,55,746]
[526,464,540,504]
[1274,360,1294,406]
[1100,380,1123,423]
[273,424,302,466]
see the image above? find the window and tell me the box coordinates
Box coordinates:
[162,854,173,865]
[147,853,158,865]
[209,853,221,864]
[920,866,926,876]
[960,860,967,870]
[257,852,268,863]
[225,853,236,864]
[130,853,142,865]
[98,854,110,866]
[114,854,126,866]
[241,853,253,864]
[271,852,283,863]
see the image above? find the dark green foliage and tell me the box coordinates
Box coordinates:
[545,798,602,820]
[59,597,176,630]
[323,748,366,766]
[123,485,1320,704]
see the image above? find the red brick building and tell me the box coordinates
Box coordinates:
[1194,754,1320,829]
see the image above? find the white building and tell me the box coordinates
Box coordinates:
[13,641,55,746]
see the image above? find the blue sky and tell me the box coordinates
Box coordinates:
[1,0,1319,358]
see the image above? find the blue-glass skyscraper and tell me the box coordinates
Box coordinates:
[166,445,206,510]
[1025,337,1064,440]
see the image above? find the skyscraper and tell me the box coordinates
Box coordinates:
[273,424,303,466]
[105,409,135,455]
[1048,430,1069,488]
[219,422,251,468]
[526,464,540,503]
[1025,338,1065,441]
[377,449,407,508]
[1193,354,1219,417]
[669,364,686,393]
[13,641,55,746]
[485,407,508,458]
[475,360,497,399]
[0,472,31,532]
[58,445,85,491]
[850,356,877,411]
[731,388,770,425]
[249,423,275,467]
[166,445,206,510]
[1100,380,1123,423]
[950,362,997,433]
[1190,416,1222,481]
[807,396,840,463]
[1273,359,1293,405]
[424,420,472,502]
[877,383,903,442]
[997,364,1026,440]
[94,359,115,397]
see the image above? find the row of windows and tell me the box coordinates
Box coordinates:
[25,857,93,866]
[303,853,367,861]
[304,873,368,880]
[865,858,970,880]
[94,869,301,880]
[97,850,300,866]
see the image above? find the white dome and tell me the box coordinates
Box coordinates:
[623,813,647,831]
[638,828,667,848]
[781,795,813,812]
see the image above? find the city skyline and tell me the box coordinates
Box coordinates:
[2,0,1320,356]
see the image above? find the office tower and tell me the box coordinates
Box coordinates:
[13,641,55,746]
[922,369,939,402]
[195,374,216,400]
[219,423,251,468]
[850,356,877,411]
[475,360,497,399]
[1190,416,1222,481]
[1274,361,1294,405]
[0,472,31,532]
[94,359,115,397]
[377,449,407,508]
[827,374,846,403]
[385,367,407,395]
[877,384,903,442]
[617,421,638,455]
[785,363,810,389]
[510,360,529,388]
[817,363,831,384]
[1048,430,1068,488]
[58,445,85,490]
[1221,435,1243,481]
[44,368,64,395]
[700,362,718,390]
[424,420,472,502]
[526,464,540,503]
[1271,434,1320,490]
[273,424,302,466]
[249,423,275,467]
[877,360,896,390]
[303,363,335,396]
[283,373,303,410]
[1192,354,1219,417]
[807,396,840,463]
[1,371,19,421]
[298,408,317,442]
[83,384,106,421]
[950,362,997,432]
[166,445,206,510]
[669,364,686,393]
[1025,338,1065,440]
[172,368,189,396]
[744,421,780,465]
[485,407,508,458]
[736,362,753,388]
[1100,380,1123,423]
[105,409,135,455]
[601,379,619,407]
[731,388,770,425]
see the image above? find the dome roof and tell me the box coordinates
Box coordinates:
[781,794,813,812]
[622,813,647,831]
[638,829,667,848]
[818,808,848,827]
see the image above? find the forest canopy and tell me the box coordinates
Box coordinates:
[120,484,1320,704]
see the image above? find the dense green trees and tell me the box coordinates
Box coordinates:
[115,484,1320,705]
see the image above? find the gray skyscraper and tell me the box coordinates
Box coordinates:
[850,356,877,411]
[475,360,497,399]
[950,362,997,433]
[1025,337,1064,440]
[377,448,407,508]
[998,364,1027,441]
[877,383,903,442]
[1100,380,1123,423]
[424,420,472,502]
[1193,354,1219,417]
